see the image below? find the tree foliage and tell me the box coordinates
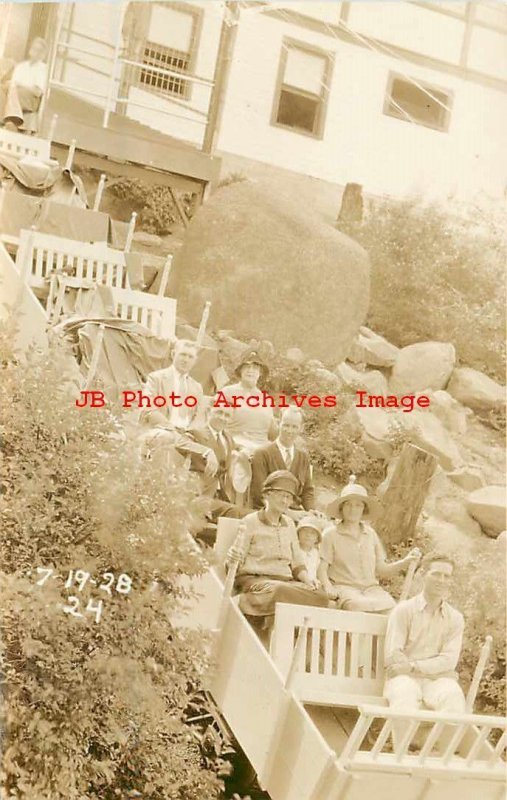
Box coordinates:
[0,334,221,800]
[340,199,506,381]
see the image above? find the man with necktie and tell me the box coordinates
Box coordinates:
[139,340,205,462]
[250,407,316,519]
[175,404,248,522]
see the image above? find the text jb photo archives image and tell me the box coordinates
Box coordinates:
[0,1,506,799]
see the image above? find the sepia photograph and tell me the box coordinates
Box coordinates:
[0,1,506,798]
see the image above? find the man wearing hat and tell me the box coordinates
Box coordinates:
[220,350,277,455]
[251,407,315,518]
[318,476,420,612]
[227,470,328,630]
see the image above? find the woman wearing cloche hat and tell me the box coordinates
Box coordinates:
[220,349,277,455]
[318,475,421,612]
[226,470,328,633]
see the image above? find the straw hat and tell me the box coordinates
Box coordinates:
[327,474,372,517]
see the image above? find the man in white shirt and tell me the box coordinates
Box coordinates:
[1,38,48,133]
[383,553,466,748]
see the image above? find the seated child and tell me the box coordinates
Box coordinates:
[296,515,323,586]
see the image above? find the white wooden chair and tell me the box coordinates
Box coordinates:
[0,128,51,161]
[271,604,388,708]
[15,229,129,294]
[109,286,176,340]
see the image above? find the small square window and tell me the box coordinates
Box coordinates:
[384,74,452,131]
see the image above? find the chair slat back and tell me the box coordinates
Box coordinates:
[109,286,176,340]
[0,129,51,161]
[15,229,129,290]
[271,605,387,707]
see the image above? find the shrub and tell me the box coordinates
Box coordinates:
[265,356,386,486]
[0,334,222,799]
[107,178,197,235]
[340,199,506,381]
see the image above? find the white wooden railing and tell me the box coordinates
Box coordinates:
[341,705,506,780]
[47,18,215,148]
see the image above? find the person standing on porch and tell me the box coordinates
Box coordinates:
[0,38,48,134]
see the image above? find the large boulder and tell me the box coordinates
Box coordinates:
[347,326,399,367]
[466,485,506,538]
[351,406,462,471]
[389,342,456,394]
[447,367,505,413]
[168,180,370,362]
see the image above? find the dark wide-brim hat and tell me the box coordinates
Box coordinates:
[234,349,269,382]
[262,469,299,498]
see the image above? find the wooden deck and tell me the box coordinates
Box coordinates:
[41,88,221,194]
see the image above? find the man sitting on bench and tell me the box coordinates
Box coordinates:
[383,553,466,747]
[175,403,249,523]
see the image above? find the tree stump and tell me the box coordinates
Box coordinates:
[337,182,364,226]
[373,444,437,545]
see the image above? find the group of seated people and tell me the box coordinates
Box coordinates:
[140,339,468,729]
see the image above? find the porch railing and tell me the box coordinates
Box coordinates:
[47,28,215,148]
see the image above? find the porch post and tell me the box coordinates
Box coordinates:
[103,2,127,128]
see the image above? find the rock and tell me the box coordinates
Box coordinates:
[351,405,462,471]
[311,367,343,392]
[425,390,469,435]
[448,467,485,492]
[407,411,463,472]
[168,180,370,362]
[361,432,393,461]
[389,342,456,394]
[335,361,389,396]
[466,485,506,537]
[497,531,507,545]
[447,367,505,413]
[133,231,163,247]
[348,326,399,367]
[286,347,306,364]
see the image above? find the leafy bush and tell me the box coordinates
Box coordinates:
[340,199,506,381]
[107,178,197,235]
[265,356,386,486]
[0,334,222,799]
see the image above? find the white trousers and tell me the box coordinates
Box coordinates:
[384,675,466,751]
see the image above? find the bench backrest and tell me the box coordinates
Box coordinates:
[109,286,176,340]
[0,129,51,161]
[15,229,129,290]
[270,604,387,707]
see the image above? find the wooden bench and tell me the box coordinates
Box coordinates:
[271,604,388,708]
[0,128,51,161]
[109,286,177,340]
[15,229,129,295]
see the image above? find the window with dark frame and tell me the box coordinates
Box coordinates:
[384,74,452,131]
[273,42,332,137]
